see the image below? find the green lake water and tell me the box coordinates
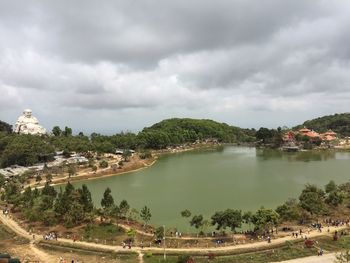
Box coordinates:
[66,146,350,231]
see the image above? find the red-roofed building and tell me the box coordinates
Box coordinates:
[320,130,337,141]
[299,127,311,134]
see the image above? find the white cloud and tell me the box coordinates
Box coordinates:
[0,0,350,133]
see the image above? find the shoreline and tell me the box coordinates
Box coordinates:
[41,158,158,188]
[26,143,350,189]
[21,143,350,191]
[37,143,220,188]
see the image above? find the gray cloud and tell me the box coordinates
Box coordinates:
[0,0,350,133]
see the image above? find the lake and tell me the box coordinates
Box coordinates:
[66,146,350,231]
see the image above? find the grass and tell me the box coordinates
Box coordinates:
[79,222,125,242]
[38,242,139,262]
[0,223,28,244]
[0,224,15,240]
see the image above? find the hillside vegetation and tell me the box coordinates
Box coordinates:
[0,120,12,133]
[0,118,255,168]
[294,113,350,136]
[141,118,256,146]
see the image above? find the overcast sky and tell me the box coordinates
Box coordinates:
[0,1,350,134]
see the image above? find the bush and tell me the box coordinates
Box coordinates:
[139,151,152,159]
[99,160,108,168]
[177,255,194,263]
[304,239,314,248]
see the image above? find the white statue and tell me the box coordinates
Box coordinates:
[14,109,46,135]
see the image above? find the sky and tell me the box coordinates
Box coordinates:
[0,0,350,134]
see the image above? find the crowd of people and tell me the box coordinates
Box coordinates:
[43,232,57,241]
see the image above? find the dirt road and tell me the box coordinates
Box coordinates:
[279,253,336,263]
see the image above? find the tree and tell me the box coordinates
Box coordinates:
[155,226,165,239]
[91,165,97,173]
[252,207,279,232]
[326,191,345,207]
[99,160,108,168]
[122,150,132,162]
[190,214,204,231]
[181,209,192,233]
[127,228,137,239]
[41,182,57,198]
[256,128,274,144]
[67,164,76,178]
[242,211,253,230]
[140,206,151,227]
[52,126,62,136]
[63,126,72,137]
[63,202,85,228]
[21,187,33,208]
[299,184,326,215]
[128,208,139,221]
[211,209,242,232]
[119,199,130,219]
[325,180,337,193]
[101,187,114,210]
[0,120,12,133]
[275,199,301,222]
[181,209,191,219]
[78,184,94,213]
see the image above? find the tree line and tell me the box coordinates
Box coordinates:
[1,178,349,236]
[294,113,350,137]
[178,180,350,236]
[0,118,256,168]
[2,180,152,229]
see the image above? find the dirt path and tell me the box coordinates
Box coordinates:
[279,253,336,263]
[1,212,347,256]
[29,242,58,263]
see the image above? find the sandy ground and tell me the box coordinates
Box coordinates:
[279,253,336,263]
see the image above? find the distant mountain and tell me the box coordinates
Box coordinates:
[0,120,12,133]
[141,118,256,144]
[294,113,350,137]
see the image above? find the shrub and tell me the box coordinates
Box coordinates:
[99,160,108,168]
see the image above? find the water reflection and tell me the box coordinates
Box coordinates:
[256,149,341,162]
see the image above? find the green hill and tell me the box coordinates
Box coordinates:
[294,113,350,137]
[140,118,255,145]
